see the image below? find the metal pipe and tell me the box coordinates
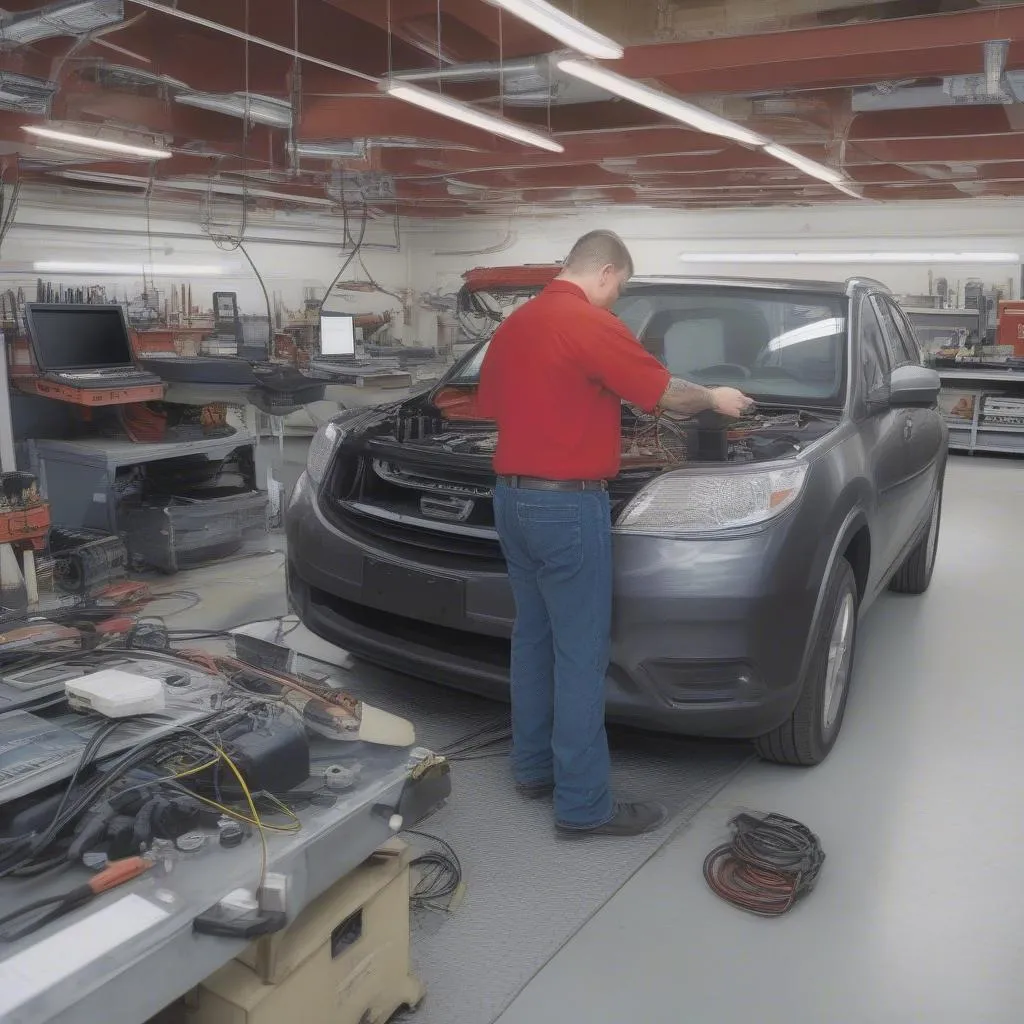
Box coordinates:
[392,57,544,82]
[125,0,379,84]
[4,220,400,250]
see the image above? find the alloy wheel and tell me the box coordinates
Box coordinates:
[822,592,855,734]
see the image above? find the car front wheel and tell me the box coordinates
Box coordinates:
[755,556,858,766]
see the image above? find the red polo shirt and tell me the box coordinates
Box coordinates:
[477,280,670,480]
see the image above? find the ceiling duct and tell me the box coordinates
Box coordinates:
[0,71,57,113]
[85,63,188,93]
[0,0,123,46]
[174,92,292,128]
[985,38,1009,95]
[854,39,1019,111]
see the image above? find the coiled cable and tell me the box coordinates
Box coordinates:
[703,812,825,917]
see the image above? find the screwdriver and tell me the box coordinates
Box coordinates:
[0,857,152,942]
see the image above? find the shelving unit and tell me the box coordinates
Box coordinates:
[927,367,1024,456]
[25,431,257,533]
[900,306,1024,456]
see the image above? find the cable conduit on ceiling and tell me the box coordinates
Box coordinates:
[5,220,399,250]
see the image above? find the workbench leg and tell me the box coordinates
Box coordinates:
[22,549,38,608]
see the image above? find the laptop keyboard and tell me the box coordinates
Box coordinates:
[56,369,149,381]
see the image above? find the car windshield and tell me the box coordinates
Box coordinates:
[448,284,849,406]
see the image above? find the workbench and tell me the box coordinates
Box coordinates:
[0,646,450,1024]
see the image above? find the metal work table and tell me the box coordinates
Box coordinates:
[0,646,449,1024]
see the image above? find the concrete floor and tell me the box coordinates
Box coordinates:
[166,447,1024,1024]
[495,456,1024,1024]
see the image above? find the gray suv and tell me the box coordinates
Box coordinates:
[286,276,947,765]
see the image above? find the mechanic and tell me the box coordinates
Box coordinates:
[478,230,753,837]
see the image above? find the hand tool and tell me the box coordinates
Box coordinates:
[0,856,151,942]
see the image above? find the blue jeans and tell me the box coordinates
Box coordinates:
[493,483,614,829]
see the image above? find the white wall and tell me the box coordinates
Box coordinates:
[411,200,1024,305]
[0,187,411,323]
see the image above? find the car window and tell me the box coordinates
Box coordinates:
[886,300,924,365]
[860,298,891,394]
[616,287,848,405]
[871,295,915,368]
[446,285,848,406]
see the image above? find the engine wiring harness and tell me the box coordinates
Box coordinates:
[702,812,825,917]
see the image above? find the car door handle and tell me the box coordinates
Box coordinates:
[904,417,914,442]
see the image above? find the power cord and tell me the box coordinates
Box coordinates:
[404,829,462,912]
[703,812,825,917]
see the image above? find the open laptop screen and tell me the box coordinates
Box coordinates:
[25,304,134,370]
[320,311,356,356]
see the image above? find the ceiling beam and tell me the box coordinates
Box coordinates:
[618,6,1024,96]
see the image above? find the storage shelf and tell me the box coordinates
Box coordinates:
[903,307,981,318]
[936,369,1024,384]
[29,431,255,470]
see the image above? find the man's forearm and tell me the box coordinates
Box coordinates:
[657,376,716,416]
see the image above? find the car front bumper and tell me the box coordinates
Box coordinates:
[286,472,817,739]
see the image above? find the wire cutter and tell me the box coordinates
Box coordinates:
[0,857,151,942]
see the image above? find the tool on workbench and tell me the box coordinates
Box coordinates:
[0,856,151,941]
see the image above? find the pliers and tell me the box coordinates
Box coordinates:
[0,857,151,942]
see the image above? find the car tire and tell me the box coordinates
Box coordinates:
[889,485,942,595]
[755,556,858,766]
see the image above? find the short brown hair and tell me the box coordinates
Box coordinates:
[563,230,634,278]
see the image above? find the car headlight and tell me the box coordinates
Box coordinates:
[616,464,808,536]
[307,421,345,485]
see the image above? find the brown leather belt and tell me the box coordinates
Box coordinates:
[497,475,607,492]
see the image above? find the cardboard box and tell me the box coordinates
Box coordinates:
[186,841,422,1024]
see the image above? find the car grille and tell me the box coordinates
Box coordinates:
[326,498,506,567]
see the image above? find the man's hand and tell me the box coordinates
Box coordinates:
[710,387,755,419]
[657,377,754,419]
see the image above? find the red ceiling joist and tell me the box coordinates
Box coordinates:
[849,105,1019,141]
[322,0,547,62]
[847,134,1024,165]
[619,7,1024,96]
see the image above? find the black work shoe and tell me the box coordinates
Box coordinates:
[556,800,667,837]
[516,781,555,800]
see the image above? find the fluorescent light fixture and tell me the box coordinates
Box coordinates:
[679,252,1021,264]
[0,0,123,46]
[485,1,622,59]
[23,125,171,159]
[291,139,368,159]
[35,261,224,276]
[175,91,293,129]
[382,79,563,153]
[833,182,864,200]
[556,59,767,147]
[763,143,844,185]
[769,318,846,352]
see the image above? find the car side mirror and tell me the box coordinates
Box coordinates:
[888,364,941,408]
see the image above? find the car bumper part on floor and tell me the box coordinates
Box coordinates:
[286,472,813,739]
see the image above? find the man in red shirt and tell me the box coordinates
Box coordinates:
[478,230,751,837]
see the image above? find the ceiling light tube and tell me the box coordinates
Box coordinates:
[556,59,767,147]
[35,261,224,275]
[832,182,864,200]
[22,125,171,159]
[382,79,563,153]
[678,252,1021,264]
[762,143,844,185]
[485,1,622,60]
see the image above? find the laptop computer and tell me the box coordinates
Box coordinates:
[24,303,163,389]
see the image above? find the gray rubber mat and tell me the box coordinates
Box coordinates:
[263,625,752,1024]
